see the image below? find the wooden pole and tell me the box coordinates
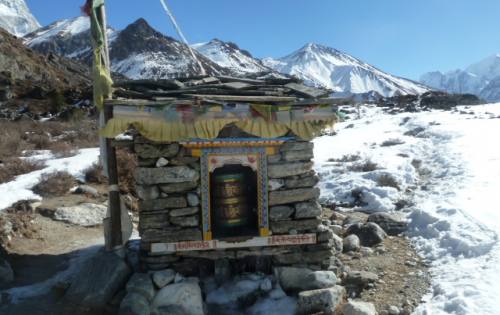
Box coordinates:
[96,3,123,249]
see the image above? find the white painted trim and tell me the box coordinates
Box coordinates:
[150,233,317,254]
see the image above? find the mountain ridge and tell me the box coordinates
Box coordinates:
[420,53,500,101]
[262,43,429,97]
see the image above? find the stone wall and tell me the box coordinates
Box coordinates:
[133,135,338,275]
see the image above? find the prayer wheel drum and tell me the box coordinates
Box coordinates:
[213,173,250,228]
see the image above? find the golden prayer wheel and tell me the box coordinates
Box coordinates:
[213,173,250,228]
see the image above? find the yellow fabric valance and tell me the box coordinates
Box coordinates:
[100,117,336,142]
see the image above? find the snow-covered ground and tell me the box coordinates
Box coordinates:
[0,148,100,210]
[314,104,500,314]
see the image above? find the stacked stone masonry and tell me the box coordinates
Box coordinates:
[133,135,335,274]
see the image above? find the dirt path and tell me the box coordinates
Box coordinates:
[0,210,105,314]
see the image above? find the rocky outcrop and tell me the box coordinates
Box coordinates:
[0,28,90,106]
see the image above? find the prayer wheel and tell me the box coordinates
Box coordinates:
[213,173,250,228]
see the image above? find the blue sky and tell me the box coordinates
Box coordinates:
[26,0,500,80]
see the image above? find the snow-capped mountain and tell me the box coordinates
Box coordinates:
[0,0,40,36]
[192,39,271,75]
[109,18,224,79]
[420,54,500,101]
[25,17,224,79]
[263,43,429,97]
[24,16,117,61]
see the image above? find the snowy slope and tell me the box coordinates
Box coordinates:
[263,43,429,97]
[315,104,500,314]
[24,16,118,61]
[0,149,99,210]
[421,54,500,101]
[192,39,271,75]
[0,0,40,36]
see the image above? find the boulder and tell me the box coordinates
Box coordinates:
[134,143,179,159]
[269,187,320,206]
[344,271,379,289]
[342,300,378,315]
[367,213,408,236]
[152,282,204,315]
[159,181,198,193]
[346,222,387,247]
[65,250,132,309]
[134,166,199,185]
[169,207,199,217]
[281,149,314,162]
[152,269,176,289]
[294,201,322,219]
[270,218,320,234]
[186,193,200,207]
[170,215,199,227]
[297,286,345,315]
[0,256,14,286]
[152,305,186,315]
[53,203,107,227]
[138,197,187,211]
[275,267,337,292]
[285,174,319,189]
[119,292,150,315]
[280,141,314,152]
[269,205,295,221]
[126,273,155,301]
[136,185,160,201]
[267,154,282,164]
[214,259,231,285]
[268,162,313,178]
[343,234,361,252]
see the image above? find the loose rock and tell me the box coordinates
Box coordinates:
[53,203,107,227]
[347,222,387,247]
[343,234,361,252]
[275,267,337,291]
[134,166,199,185]
[65,250,132,309]
[342,300,378,315]
[269,187,320,206]
[152,282,204,315]
[367,213,408,236]
[297,286,345,315]
[269,205,295,221]
[152,269,176,289]
[126,273,155,302]
[294,201,322,219]
[119,292,150,315]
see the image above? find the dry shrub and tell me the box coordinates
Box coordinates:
[380,138,405,147]
[0,128,24,158]
[0,158,45,184]
[328,154,361,163]
[84,149,137,195]
[116,148,137,196]
[0,119,99,161]
[27,133,51,150]
[1,200,38,244]
[348,159,379,172]
[49,141,77,158]
[377,174,400,190]
[32,171,75,197]
[84,162,106,184]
